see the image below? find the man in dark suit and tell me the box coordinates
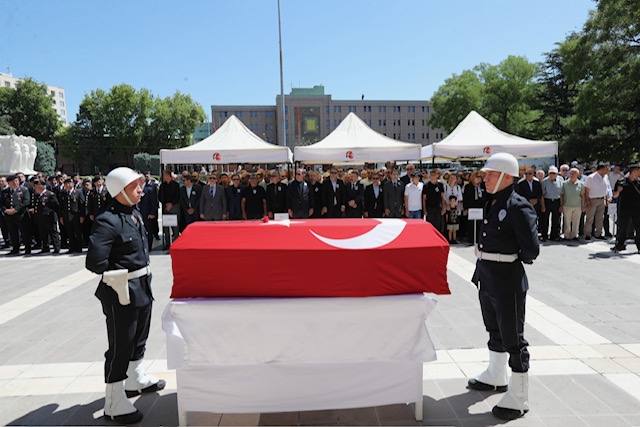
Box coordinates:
[516,167,542,231]
[364,173,385,218]
[179,174,202,231]
[287,169,314,219]
[321,167,345,218]
[158,170,180,249]
[343,170,364,218]
[139,173,159,251]
[400,163,420,186]
[226,174,245,220]
[383,169,405,218]
[199,174,227,221]
[266,171,287,219]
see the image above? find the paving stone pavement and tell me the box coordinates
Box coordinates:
[1,233,640,426]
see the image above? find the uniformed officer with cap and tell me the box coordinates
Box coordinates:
[60,178,84,253]
[86,167,165,424]
[1,174,32,255]
[467,152,540,421]
[31,179,61,254]
[612,163,640,253]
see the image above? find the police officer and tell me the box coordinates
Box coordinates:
[86,167,165,424]
[31,179,61,254]
[60,178,84,253]
[1,174,32,255]
[467,153,539,421]
[89,175,111,220]
[612,163,640,253]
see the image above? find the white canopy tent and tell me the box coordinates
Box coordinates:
[421,111,558,161]
[294,113,422,163]
[160,115,293,165]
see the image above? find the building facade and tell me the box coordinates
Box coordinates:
[0,72,68,126]
[212,85,445,152]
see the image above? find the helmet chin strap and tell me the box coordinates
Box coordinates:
[120,191,135,206]
[488,172,506,195]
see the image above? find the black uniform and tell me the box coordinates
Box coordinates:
[33,189,61,252]
[226,184,246,220]
[423,181,445,232]
[613,176,640,251]
[86,201,153,384]
[1,185,32,254]
[60,189,85,253]
[310,182,323,218]
[472,185,539,373]
[81,186,93,246]
[89,186,111,219]
[266,182,288,217]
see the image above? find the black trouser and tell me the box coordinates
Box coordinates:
[541,198,561,239]
[479,290,529,373]
[0,213,10,245]
[6,214,32,252]
[36,214,61,251]
[615,210,640,250]
[426,207,443,235]
[290,209,309,219]
[101,300,152,383]
[82,217,93,247]
[143,218,154,252]
[64,214,83,252]
[324,205,343,218]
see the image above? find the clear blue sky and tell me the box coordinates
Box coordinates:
[1,0,594,122]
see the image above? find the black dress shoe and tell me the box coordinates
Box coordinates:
[39,249,51,254]
[467,378,508,392]
[53,248,61,254]
[125,379,166,398]
[594,235,606,240]
[492,405,528,420]
[540,237,547,242]
[105,409,143,425]
[585,235,591,240]
[7,249,20,255]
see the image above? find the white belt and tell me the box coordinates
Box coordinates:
[127,265,151,280]
[475,246,518,263]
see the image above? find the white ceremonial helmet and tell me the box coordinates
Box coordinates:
[105,167,143,204]
[481,152,519,194]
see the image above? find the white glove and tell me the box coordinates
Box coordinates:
[103,269,131,305]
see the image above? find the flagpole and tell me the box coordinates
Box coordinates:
[278,0,286,148]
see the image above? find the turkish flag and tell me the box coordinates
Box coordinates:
[170,219,450,298]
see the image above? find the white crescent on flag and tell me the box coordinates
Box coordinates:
[309,219,407,250]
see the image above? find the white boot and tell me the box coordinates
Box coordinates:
[124,358,166,397]
[105,381,143,424]
[492,372,529,420]
[467,350,508,392]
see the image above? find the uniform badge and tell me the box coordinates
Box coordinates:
[253,189,257,195]
[498,209,507,221]
[237,188,241,193]
[435,188,439,192]
[315,187,319,192]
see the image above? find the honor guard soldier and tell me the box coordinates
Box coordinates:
[31,179,61,254]
[60,178,85,253]
[89,175,111,220]
[612,163,640,253]
[467,153,540,421]
[1,174,32,255]
[86,167,165,424]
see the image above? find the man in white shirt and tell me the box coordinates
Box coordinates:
[584,163,611,240]
[404,174,424,219]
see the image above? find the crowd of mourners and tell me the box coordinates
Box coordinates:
[1,159,639,255]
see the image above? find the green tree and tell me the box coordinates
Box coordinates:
[0,78,60,141]
[34,141,56,175]
[560,0,640,162]
[429,70,482,132]
[477,55,541,137]
[0,87,14,134]
[145,92,206,151]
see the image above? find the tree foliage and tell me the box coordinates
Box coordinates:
[0,78,60,141]
[34,141,56,175]
[59,84,205,172]
[429,56,540,137]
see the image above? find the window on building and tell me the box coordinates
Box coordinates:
[412,133,415,140]
[326,106,329,115]
[60,109,66,116]
[285,120,288,130]
[58,92,64,98]
[426,133,429,139]
[53,100,56,105]
[412,119,415,126]
[352,106,357,113]
[4,81,9,87]
[334,120,338,127]
[326,120,330,129]
[426,106,429,112]
[378,106,382,113]
[285,106,288,115]
[60,101,65,107]
[383,120,386,126]
[50,90,55,97]
[422,133,425,139]
[382,106,386,112]
[378,119,382,126]
[238,111,243,118]
[225,111,228,118]
[393,106,397,113]
[337,106,341,113]
[368,119,371,126]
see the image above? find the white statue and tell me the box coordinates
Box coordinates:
[0,134,38,174]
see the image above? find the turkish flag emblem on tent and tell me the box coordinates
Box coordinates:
[345,150,354,160]
[483,146,492,155]
[212,152,221,161]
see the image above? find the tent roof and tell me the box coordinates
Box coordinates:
[160,115,292,164]
[421,111,557,160]
[294,113,422,163]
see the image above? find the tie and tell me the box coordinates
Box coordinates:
[352,184,355,191]
[210,186,215,198]
[393,182,397,190]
